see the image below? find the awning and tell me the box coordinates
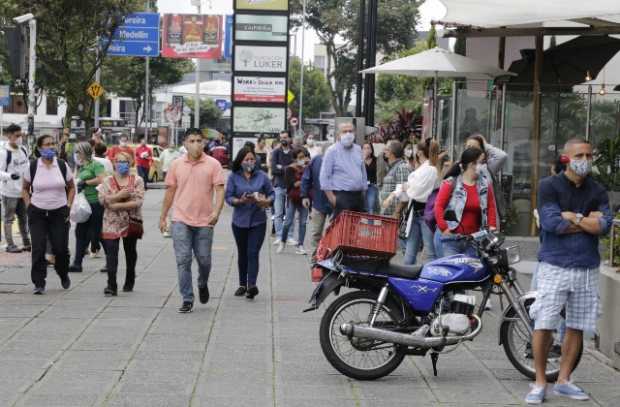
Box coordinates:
[438,0,620,28]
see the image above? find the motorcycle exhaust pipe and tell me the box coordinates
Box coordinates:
[340,315,482,348]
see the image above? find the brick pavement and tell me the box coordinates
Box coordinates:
[0,188,618,406]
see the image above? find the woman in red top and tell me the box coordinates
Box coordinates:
[434,147,497,257]
[277,148,310,255]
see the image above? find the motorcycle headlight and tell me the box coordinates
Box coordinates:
[502,245,521,265]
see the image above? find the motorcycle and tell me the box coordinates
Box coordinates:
[305,230,581,381]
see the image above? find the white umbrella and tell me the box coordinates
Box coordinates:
[361,47,515,136]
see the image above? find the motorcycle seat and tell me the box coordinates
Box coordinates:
[376,263,423,279]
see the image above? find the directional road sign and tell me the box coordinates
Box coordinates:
[87,82,105,99]
[105,12,160,57]
[0,85,9,107]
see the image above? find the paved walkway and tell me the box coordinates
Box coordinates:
[0,189,619,407]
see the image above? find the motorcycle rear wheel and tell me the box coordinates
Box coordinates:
[500,300,582,382]
[319,290,406,380]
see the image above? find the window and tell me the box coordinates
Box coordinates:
[5,94,27,114]
[46,96,58,115]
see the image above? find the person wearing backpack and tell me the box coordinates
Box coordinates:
[22,135,75,294]
[0,124,31,253]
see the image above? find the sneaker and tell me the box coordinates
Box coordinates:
[68,265,82,273]
[553,381,589,401]
[6,245,22,253]
[295,246,307,255]
[178,302,193,313]
[276,242,285,254]
[234,286,247,296]
[33,287,45,295]
[246,286,259,299]
[162,231,171,238]
[286,238,298,246]
[104,286,117,297]
[60,275,71,290]
[272,238,282,246]
[90,250,101,259]
[525,384,546,405]
[198,285,210,304]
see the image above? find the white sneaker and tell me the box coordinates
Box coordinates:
[276,242,285,254]
[286,238,298,246]
[272,238,282,245]
[295,246,307,255]
[163,231,171,238]
[90,250,101,259]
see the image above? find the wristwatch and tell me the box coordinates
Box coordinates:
[575,213,584,225]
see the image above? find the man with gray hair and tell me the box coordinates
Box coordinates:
[379,140,410,217]
[320,123,367,218]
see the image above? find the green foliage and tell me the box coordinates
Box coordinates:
[288,57,331,120]
[593,133,620,190]
[188,99,222,129]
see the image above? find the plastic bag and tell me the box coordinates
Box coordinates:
[70,192,92,223]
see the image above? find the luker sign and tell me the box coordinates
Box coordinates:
[234,45,287,73]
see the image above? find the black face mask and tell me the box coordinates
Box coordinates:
[281,140,289,147]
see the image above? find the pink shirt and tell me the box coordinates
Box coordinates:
[24,158,74,210]
[165,153,225,227]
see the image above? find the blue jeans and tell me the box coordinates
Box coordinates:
[232,222,266,287]
[273,187,288,240]
[281,201,308,247]
[137,166,149,189]
[365,184,379,214]
[171,222,214,303]
[434,228,444,259]
[440,235,477,257]
[404,217,437,265]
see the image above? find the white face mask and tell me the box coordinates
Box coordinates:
[340,132,355,147]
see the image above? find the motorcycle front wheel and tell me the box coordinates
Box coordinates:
[319,290,406,380]
[500,299,582,382]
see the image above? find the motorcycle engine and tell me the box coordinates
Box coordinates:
[430,294,476,337]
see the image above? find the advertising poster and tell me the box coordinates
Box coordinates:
[235,14,288,42]
[233,76,286,103]
[233,107,286,134]
[162,14,223,59]
[232,136,258,159]
[235,0,288,11]
[234,45,287,73]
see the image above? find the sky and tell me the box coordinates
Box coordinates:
[156,0,447,62]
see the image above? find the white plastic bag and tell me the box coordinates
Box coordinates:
[70,192,92,223]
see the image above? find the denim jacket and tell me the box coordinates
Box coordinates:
[444,174,489,231]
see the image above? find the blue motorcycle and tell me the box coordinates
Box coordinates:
[305,230,582,381]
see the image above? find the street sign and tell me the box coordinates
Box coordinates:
[87,82,105,99]
[287,90,295,104]
[105,12,160,57]
[0,85,9,107]
[215,99,231,112]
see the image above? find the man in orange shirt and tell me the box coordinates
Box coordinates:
[107,134,134,164]
[135,136,153,190]
[160,129,225,313]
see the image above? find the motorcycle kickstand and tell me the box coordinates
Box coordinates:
[430,352,439,377]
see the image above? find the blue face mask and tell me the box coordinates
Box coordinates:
[40,148,56,160]
[117,162,130,175]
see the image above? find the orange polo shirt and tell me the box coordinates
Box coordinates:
[165,153,226,227]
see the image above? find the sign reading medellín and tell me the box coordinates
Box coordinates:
[235,0,288,11]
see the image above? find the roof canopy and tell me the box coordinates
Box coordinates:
[438,0,620,28]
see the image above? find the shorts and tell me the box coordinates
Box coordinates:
[529,262,600,332]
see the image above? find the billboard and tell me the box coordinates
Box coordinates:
[235,14,288,42]
[233,106,286,133]
[233,76,286,103]
[162,14,223,59]
[234,45,287,73]
[235,0,288,11]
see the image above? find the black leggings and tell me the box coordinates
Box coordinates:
[73,201,104,267]
[102,237,138,290]
[28,205,70,288]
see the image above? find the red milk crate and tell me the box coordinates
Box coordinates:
[316,211,399,262]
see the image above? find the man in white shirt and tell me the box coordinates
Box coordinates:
[93,143,114,175]
[159,145,182,179]
[0,124,31,252]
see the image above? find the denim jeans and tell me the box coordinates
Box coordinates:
[232,222,266,287]
[404,217,437,265]
[365,184,379,214]
[273,187,286,239]
[137,166,149,190]
[281,201,308,247]
[434,228,444,259]
[171,222,214,303]
[440,235,477,257]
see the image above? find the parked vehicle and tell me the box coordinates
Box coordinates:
[305,230,581,381]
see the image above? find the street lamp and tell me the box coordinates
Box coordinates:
[13,13,36,141]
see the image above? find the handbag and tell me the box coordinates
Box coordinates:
[111,175,144,239]
[398,201,413,240]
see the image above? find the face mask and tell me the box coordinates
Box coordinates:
[242,162,255,173]
[569,159,592,177]
[40,148,56,160]
[280,140,289,148]
[404,148,413,158]
[340,132,355,147]
[307,138,315,147]
[120,141,127,147]
[186,142,203,157]
[117,162,130,175]
[297,159,306,166]
[14,137,22,146]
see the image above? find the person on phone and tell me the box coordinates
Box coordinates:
[434,147,497,257]
[99,152,145,296]
[22,135,75,294]
[225,147,274,299]
[278,148,311,255]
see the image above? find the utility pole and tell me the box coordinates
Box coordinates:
[298,0,307,135]
[94,41,101,129]
[363,0,378,126]
[193,0,201,128]
[145,0,151,139]
[355,0,366,118]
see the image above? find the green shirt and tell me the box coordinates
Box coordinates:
[78,160,104,203]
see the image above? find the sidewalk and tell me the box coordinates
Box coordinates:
[0,188,619,406]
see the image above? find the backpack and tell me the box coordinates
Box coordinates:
[423,178,456,232]
[29,158,71,193]
[3,146,29,171]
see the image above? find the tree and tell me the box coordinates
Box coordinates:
[288,57,331,120]
[188,99,222,129]
[298,0,419,115]
[103,57,193,127]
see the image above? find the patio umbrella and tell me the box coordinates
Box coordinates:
[361,47,515,136]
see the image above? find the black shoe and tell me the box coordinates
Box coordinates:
[104,286,117,297]
[22,245,31,252]
[122,283,134,292]
[100,268,108,273]
[246,286,259,299]
[178,302,193,313]
[234,286,247,296]
[60,275,71,290]
[6,245,22,253]
[198,285,210,304]
[68,265,82,273]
